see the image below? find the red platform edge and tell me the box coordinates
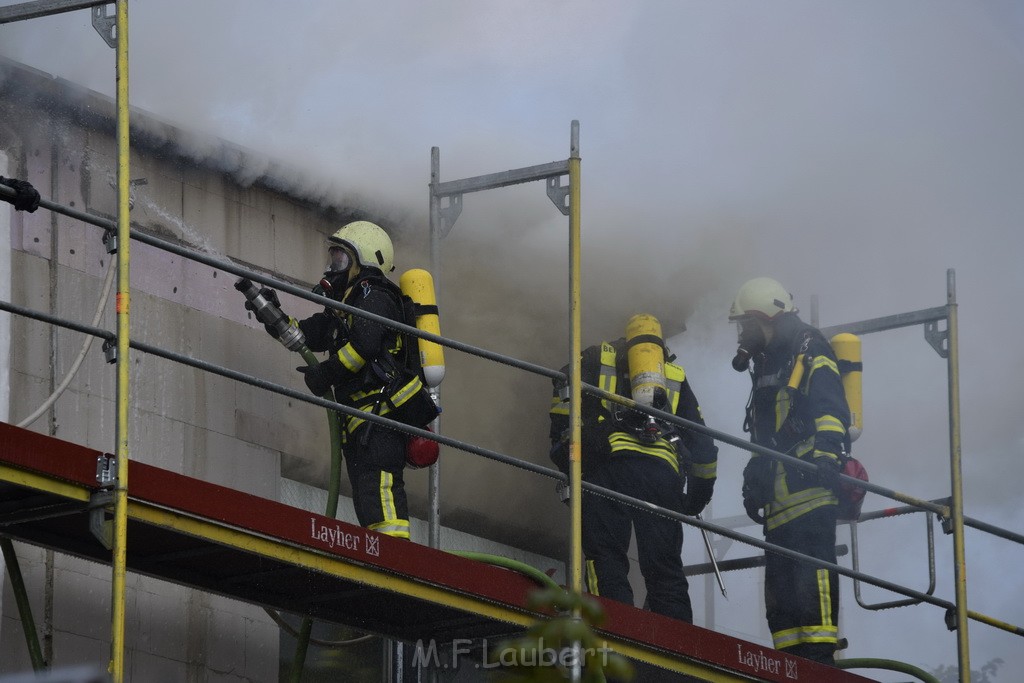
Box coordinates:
[0,422,875,682]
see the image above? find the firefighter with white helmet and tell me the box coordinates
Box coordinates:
[730,276,850,666]
[288,220,435,539]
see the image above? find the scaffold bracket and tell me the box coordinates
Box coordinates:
[90,3,115,48]
[88,489,114,550]
[924,319,949,358]
[438,193,463,238]
[546,175,570,216]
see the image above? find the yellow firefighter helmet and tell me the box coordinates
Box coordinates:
[328,220,395,273]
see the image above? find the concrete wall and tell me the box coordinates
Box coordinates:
[0,59,571,681]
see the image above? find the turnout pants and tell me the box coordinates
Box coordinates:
[343,422,410,539]
[764,504,839,664]
[581,455,692,623]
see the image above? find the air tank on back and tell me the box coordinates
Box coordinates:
[830,333,863,442]
[399,269,445,389]
[626,313,667,409]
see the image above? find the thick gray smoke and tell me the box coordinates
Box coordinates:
[3,1,1024,678]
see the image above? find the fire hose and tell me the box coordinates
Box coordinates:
[235,278,342,683]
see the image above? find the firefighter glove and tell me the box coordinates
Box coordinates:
[242,288,283,338]
[814,454,842,490]
[0,176,41,212]
[741,456,773,508]
[742,486,766,525]
[260,287,281,308]
[680,477,714,516]
[296,357,342,396]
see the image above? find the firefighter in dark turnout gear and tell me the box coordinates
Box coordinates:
[291,220,427,539]
[549,335,718,623]
[730,277,850,665]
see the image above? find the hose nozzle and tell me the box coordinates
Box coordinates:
[235,278,306,352]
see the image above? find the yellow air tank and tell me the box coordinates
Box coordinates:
[399,269,445,388]
[831,333,863,442]
[626,313,667,408]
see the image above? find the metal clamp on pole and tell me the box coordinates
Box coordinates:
[102,227,118,254]
[102,338,117,364]
[95,453,116,488]
[90,454,117,550]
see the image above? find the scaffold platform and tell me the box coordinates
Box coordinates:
[0,421,874,682]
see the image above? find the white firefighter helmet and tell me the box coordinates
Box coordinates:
[729,277,796,321]
[328,221,395,272]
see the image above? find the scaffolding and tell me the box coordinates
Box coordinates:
[1,2,1024,683]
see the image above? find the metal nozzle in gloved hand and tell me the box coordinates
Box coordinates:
[234,277,306,352]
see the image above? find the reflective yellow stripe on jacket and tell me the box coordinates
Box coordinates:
[765,351,843,531]
[764,436,839,532]
[346,374,426,433]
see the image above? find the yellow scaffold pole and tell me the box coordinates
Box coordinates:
[110,1,131,681]
[568,121,583,597]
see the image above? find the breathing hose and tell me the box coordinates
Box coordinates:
[836,658,940,683]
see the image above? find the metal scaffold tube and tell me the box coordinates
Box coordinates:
[428,146,442,551]
[0,0,108,24]
[567,121,583,600]
[946,269,970,677]
[110,2,130,681]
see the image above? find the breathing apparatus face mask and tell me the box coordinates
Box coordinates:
[732,317,766,372]
[319,246,354,300]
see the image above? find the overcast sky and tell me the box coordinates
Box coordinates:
[3,1,1024,679]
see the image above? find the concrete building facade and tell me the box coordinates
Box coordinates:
[0,58,565,681]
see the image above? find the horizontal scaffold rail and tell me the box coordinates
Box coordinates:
[0,0,107,25]
[432,160,570,197]
[3,294,1017,624]
[5,289,1022,642]
[4,184,1017,544]
[0,421,876,683]
[5,183,1023,645]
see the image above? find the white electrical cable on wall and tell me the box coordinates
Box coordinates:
[17,256,116,429]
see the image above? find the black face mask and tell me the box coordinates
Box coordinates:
[319,270,351,301]
[732,319,766,372]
